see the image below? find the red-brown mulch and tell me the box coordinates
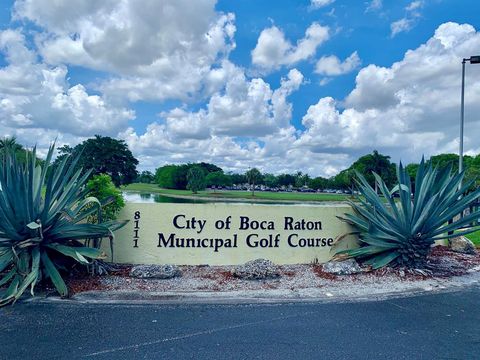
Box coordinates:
[68,276,105,294]
[200,270,235,285]
[66,264,132,295]
[424,245,480,277]
[282,271,296,277]
[370,246,480,279]
[311,265,339,280]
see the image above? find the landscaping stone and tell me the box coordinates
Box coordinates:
[232,259,280,280]
[448,236,477,255]
[129,264,181,279]
[322,259,363,275]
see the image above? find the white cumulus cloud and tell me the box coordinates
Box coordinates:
[14,0,237,103]
[251,23,330,72]
[298,22,480,167]
[160,67,304,139]
[0,29,133,140]
[315,51,361,76]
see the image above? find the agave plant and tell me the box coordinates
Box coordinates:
[335,159,480,269]
[0,144,127,306]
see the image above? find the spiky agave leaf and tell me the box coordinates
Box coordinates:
[0,144,127,305]
[335,159,480,269]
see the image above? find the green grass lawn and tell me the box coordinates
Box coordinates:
[466,230,480,246]
[122,183,350,202]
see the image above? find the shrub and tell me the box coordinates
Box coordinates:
[0,145,127,305]
[86,174,125,222]
[335,159,480,269]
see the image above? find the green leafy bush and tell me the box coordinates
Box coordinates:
[86,174,125,222]
[0,145,127,305]
[335,160,480,269]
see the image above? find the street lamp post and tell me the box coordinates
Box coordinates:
[459,55,480,176]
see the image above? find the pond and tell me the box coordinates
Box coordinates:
[122,192,208,204]
[122,192,346,206]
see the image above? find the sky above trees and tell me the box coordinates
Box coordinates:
[0,0,480,177]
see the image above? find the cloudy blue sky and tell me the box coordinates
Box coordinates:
[1,0,480,176]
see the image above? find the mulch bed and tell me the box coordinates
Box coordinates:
[68,276,105,294]
[61,245,480,295]
[66,264,132,295]
[365,246,480,279]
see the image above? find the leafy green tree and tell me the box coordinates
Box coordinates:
[174,164,192,190]
[337,169,356,190]
[263,173,279,188]
[86,174,125,221]
[404,154,476,184]
[155,165,179,188]
[294,172,311,188]
[466,155,480,188]
[155,163,224,190]
[136,170,155,183]
[229,173,247,185]
[309,176,328,190]
[405,163,419,179]
[277,173,295,187]
[246,168,262,196]
[205,171,231,190]
[54,135,138,187]
[428,153,472,173]
[197,162,222,173]
[293,172,304,188]
[407,154,475,190]
[187,166,206,193]
[351,150,396,191]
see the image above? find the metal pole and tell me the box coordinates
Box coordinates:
[459,59,466,176]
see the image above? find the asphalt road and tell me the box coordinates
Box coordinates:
[1,286,479,360]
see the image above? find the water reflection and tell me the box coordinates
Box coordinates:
[139,193,151,200]
[122,192,208,204]
[121,192,337,206]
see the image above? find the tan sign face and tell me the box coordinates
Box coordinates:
[107,203,358,265]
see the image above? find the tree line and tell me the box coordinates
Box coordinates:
[144,150,480,192]
[3,135,480,192]
[144,150,396,191]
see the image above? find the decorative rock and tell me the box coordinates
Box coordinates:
[130,264,181,279]
[322,259,363,275]
[448,236,477,255]
[232,259,280,280]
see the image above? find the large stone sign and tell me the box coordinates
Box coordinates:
[106,202,358,265]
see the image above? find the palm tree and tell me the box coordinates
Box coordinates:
[246,168,262,196]
[0,137,38,166]
[0,137,22,152]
